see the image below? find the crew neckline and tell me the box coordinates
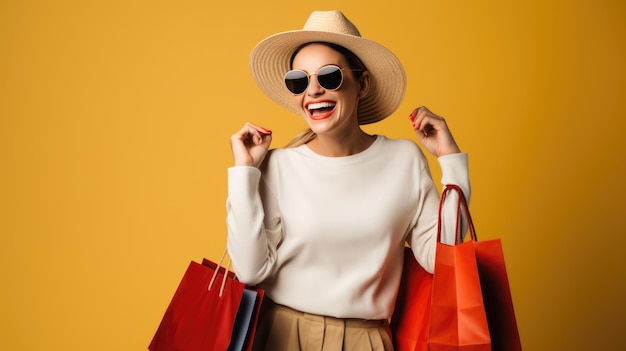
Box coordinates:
[297,135,384,162]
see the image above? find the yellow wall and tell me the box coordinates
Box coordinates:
[1,0,624,350]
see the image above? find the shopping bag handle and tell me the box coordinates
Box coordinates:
[208,248,231,297]
[437,184,477,244]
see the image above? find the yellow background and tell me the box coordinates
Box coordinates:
[1,0,624,350]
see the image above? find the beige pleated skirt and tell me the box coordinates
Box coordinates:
[252,300,394,351]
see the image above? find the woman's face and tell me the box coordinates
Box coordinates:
[290,43,368,137]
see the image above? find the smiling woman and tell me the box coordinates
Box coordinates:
[2,1,624,350]
[226,10,469,351]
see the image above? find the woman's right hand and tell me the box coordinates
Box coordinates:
[230,122,272,167]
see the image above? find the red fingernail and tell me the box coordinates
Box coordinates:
[260,128,272,134]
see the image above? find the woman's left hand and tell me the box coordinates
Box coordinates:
[409,106,461,157]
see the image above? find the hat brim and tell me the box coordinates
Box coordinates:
[250,30,406,125]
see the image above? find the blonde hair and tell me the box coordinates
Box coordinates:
[286,128,316,148]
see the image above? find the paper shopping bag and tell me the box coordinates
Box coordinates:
[428,184,491,351]
[474,239,522,351]
[428,241,491,350]
[430,184,522,350]
[202,258,265,351]
[149,253,263,351]
[392,184,522,351]
[390,247,433,351]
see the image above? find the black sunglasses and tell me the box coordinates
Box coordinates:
[284,65,362,95]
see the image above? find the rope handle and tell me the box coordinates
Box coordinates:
[436,184,477,245]
[207,247,231,297]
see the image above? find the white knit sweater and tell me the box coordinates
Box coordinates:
[226,135,470,319]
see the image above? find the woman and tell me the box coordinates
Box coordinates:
[227,10,470,351]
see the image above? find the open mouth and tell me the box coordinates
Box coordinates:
[306,101,336,120]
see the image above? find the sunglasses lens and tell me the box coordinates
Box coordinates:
[317,66,343,90]
[284,70,309,95]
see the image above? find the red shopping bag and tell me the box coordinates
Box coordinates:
[428,184,491,351]
[149,252,263,351]
[390,247,433,351]
[201,259,265,351]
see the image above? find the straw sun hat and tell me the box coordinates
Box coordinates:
[249,10,407,125]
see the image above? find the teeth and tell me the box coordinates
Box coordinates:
[307,102,335,110]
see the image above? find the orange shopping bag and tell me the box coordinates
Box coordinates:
[428,184,491,350]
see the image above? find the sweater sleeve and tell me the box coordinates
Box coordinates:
[438,152,471,244]
[409,152,470,273]
[226,166,282,285]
